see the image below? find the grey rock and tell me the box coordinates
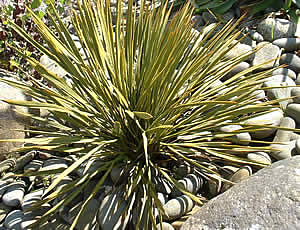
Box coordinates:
[247,152,272,165]
[220,124,251,145]
[98,191,129,230]
[163,195,194,221]
[252,42,280,70]
[243,109,283,139]
[286,103,300,124]
[4,210,24,230]
[291,88,300,104]
[273,38,300,52]
[181,156,300,230]
[272,68,297,80]
[257,18,296,41]
[2,181,26,207]
[0,77,30,160]
[222,62,250,81]
[280,53,300,73]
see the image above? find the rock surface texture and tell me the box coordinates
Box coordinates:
[181,156,300,230]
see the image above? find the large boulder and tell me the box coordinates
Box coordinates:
[181,156,300,230]
[0,71,29,160]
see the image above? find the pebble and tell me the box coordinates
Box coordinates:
[222,62,250,81]
[2,173,16,182]
[24,160,43,172]
[68,199,100,230]
[247,152,272,165]
[98,192,128,230]
[40,158,68,171]
[163,195,194,221]
[0,181,8,199]
[220,124,251,145]
[172,174,203,197]
[154,177,173,194]
[110,167,124,184]
[243,109,283,139]
[202,12,217,24]
[40,55,67,78]
[222,166,252,192]
[291,88,300,104]
[272,38,300,52]
[270,140,296,160]
[296,73,300,85]
[4,210,24,230]
[291,132,300,141]
[286,104,300,124]
[22,190,50,216]
[295,139,300,154]
[272,68,297,80]
[252,42,280,70]
[76,160,104,177]
[20,212,40,230]
[207,177,222,196]
[157,192,167,206]
[274,117,296,142]
[157,222,175,230]
[263,75,295,109]
[191,15,204,28]
[220,166,239,179]
[257,18,296,41]
[224,41,253,61]
[175,164,193,178]
[249,89,266,100]
[280,53,300,73]
[249,30,264,42]
[0,203,11,223]
[2,181,26,207]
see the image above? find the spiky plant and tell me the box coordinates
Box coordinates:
[1,0,288,229]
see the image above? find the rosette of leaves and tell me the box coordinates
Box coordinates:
[1,0,291,229]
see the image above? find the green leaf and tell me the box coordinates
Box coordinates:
[133,111,153,120]
[31,0,42,9]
